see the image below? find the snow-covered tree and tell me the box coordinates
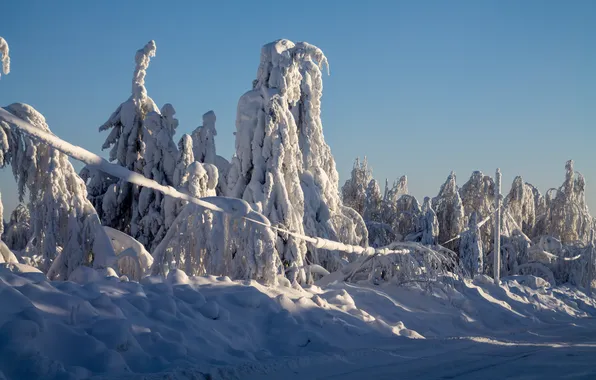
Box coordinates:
[543,160,592,244]
[0,103,116,278]
[380,175,408,224]
[293,45,367,270]
[420,197,439,246]
[225,39,308,282]
[152,159,279,284]
[0,37,9,78]
[191,111,230,195]
[459,211,483,277]
[341,157,372,216]
[363,179,383,222]
[2,203,31,251]
[392,195,422,241]
[459,171,495,252]
[87,40,160,233]
[503,176,537,238]
[192,111,217,165]
[432,171,465,251]
[131,104,179,251]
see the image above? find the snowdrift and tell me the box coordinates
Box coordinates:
[0,264,595,379]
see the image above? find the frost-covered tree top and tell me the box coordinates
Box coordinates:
[0,37,9,78]
[100,40,159,168]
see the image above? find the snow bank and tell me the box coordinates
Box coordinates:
[0,265,594,379]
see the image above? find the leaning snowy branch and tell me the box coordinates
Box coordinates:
[0,37,10,77]
[0,107,429,260]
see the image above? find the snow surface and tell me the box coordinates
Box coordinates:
[0,265,595,379]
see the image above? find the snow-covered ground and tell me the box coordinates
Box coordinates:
[1,263,595,379]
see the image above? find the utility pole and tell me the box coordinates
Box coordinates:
[494,168,501,285]
[588,229,594,296]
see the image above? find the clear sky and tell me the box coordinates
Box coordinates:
[0,0,594,216]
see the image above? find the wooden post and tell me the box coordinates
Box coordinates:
[494,168,501,285]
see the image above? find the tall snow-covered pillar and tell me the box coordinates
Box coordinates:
[494,168,501,285]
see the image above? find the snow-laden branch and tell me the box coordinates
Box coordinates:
[0,37,10,77]
[0,106,449,259]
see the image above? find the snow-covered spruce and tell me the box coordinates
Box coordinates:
[341,157,372,216]
[151,162,279,285]
[0,103,116,278]
[459,171,495,253]
[225,39,308,283]
[133,104,179,251]
[432,172,465,251]
[227,40,368,281]
[293,42,367,271]
[1,203,31,251]
[0,36,9,78]
[86,40,160,234]
[191,111,231,195]
[459,211,483,277]
[543,160,592,244]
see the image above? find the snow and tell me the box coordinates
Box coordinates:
[0,37,9,77]
[0,264,595,379]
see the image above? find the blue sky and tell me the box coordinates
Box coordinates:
[1,0,594,215]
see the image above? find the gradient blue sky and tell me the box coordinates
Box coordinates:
[1,0,594,216]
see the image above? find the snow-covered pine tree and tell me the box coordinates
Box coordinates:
[225,39,308,283]
[88,40,160,234]
[0,37,9,78]
[459,171,495,253]
[132,104,179,251]
[363,179,383,222]
[341,157,372,216]
[392,195,422,241]
[420,197,439,245]
[2,203,31,251]
[293,42,367,270]
[432,171,465,251]
[380,175,408,225]
[0,192,18,265]
[502,176,537,238]
[0,103,116,278]
[459,211,483,277]
[543,160,592,244]
[191,111,231,195]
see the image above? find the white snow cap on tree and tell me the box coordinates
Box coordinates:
[0,192,4,237]
[0,37,9,77]
[0,103,116,279]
